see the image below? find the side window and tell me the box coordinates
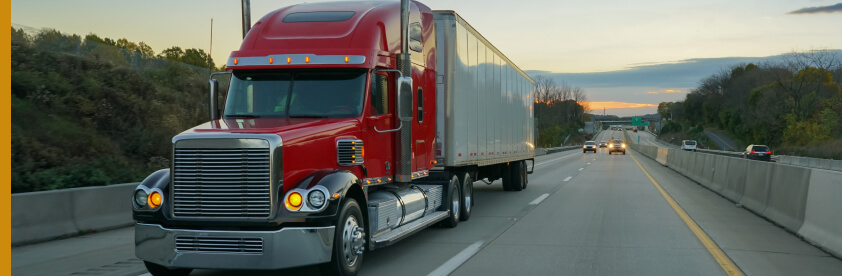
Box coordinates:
[409,23,423,52]
[417,88,423,123]
[370,74,389,116]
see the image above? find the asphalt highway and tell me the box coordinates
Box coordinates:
[11,130,842,276]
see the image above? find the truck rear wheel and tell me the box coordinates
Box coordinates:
[321,198,365,276]
[143,261,191,276]
[457,172,473,221]
[440,176,461,228]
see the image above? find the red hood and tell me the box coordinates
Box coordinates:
[183,117,361,142]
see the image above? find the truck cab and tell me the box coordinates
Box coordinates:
[132,1,533,275]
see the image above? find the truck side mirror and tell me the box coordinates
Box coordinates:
[209,79,220,121]
[397,76,413,122]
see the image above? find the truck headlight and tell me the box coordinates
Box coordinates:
[622,144,626,148]
[308,190,326,208]
[134,189,148,207]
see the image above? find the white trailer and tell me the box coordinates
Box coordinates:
[433,11,535,168]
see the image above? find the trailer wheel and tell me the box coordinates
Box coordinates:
[457,172,473,221]
[509,161,524,191]
[143,261,191,276]
[321,198,365,275]
[520,161,528,189]
[501,164,513,191]
[441,176,461,228]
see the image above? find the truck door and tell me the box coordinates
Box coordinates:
[362,72,395,178]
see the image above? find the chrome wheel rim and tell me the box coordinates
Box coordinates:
[341,215,364,266]
[451,184,460,220]
[464,179,472,213]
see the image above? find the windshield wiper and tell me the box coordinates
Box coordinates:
[289,115,328,118]
[225,114,261,118]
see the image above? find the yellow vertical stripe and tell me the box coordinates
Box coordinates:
[630,153,744,276]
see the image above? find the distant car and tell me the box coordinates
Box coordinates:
[617,128,622,131]
[633,128,638,133]
[583,141,597,153]
[743,144,772,161]
[598,141,607,148]
[608,139,626,155]
[681,140,697,151]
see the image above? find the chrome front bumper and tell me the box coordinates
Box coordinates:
[135,223,334,270]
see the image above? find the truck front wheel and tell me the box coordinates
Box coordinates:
[321,198,365,276]
[509,161,525,191]
[143,261,191,276]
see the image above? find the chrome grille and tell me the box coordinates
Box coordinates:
[337,140,364,166]
[173,148,271,218]
[175,236,263,254]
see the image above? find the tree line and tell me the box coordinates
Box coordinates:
[532,76,590,147]
[657,50,842,158]
[11,27,221,193]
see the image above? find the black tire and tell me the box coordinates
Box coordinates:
[509,161,524,191]
[501,164,512,191]
[441,176,461,228]
[520,161,528,189]
[623,151,626,155]
[144,261,192,276]
[457,172,473,221]
[320,198,365,276]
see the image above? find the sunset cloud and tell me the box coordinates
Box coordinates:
[645,89,683,94]
[788,3,842,14]
[587,101,659,110]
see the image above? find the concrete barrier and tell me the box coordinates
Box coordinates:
[708,155,729,193]
[11,183,137,246]
[722,157,747,202]
[761,164,810,233]
[798,169,842,257]
[656,148,668,166]
[739,160,774,214]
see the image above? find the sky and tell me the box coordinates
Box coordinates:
[11,0,842,116]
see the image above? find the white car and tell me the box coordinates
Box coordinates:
[681,140,697,151]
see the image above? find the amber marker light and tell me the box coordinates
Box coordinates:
[233,58,239,65]
[431,160,437,165]
[287,192,303,209]
[287,56,291,64]
[305,56,310,63]
[333,193,340,200]
[269,57,274,64]
[148,191,162,209]
[345,56,349,63]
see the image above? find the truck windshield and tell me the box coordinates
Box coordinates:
[223,69,366,118]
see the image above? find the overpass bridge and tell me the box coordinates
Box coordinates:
[11,130,842,275]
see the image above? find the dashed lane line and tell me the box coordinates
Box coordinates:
[427,241,484,276]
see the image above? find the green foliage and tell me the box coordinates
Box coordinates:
[658,51,842,156]
[11,27,213,193]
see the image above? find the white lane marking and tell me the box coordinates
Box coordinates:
[137,274,151,276]
[535,153,578,167]
[529,193,550,205]
[428,241,484,276]
[578,168,584,171]
[587,162,591,165]
[563,176,572,182]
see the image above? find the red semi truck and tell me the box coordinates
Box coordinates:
[133,1,534,275]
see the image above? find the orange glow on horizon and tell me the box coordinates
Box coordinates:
[586,101,659,110]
